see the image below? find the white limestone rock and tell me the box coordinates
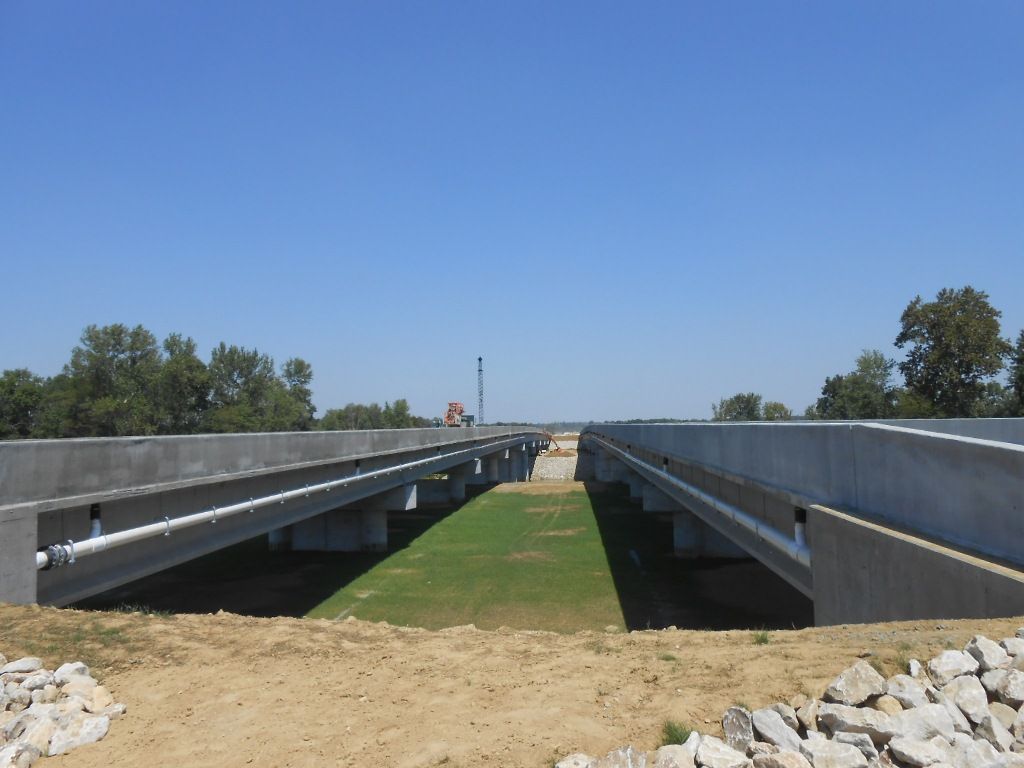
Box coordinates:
[47,713,110,756]
[1002,639,1024,658]
[18,673,52,692]
[982,669,1010,696]
[908,660,926,681]
[927,652,978,688]
[683,732,702,759]
[696,735,752,768]
[724,707,755,753]
[19,715,57,755]
[752,753,812,768]
[833,733,878,761]
[752,709,801,752]
[947,734,1001,768]
[825,662,888,707]
[0,660,42,676]
[871,696,903,717]
[924,687,972,735]
[976,714,1014,753]
[597,746,647,768]
[1017,629,1024,640]
[53,662,88,687]
[888,736,949,767]
[889,704,956,743]
[770,704,800,732]
[966,636,1012,672]
[989,701,1018,731]
[556,755,596,768]
[748,743,779,758]
[816,703,894,745]
[1013,705,1024,739]
[942,674,989,725]
[799,739,868,768]
[887,675,928,710]
[796,699,819,733]
[652,745,695,768]
[999,670,1024,708]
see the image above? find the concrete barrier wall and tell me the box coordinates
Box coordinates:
[583,421,1024,567]
[0,427,533,508]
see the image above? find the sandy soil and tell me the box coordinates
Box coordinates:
[2,606,1022,768]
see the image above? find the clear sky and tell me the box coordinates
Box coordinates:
[2,2,1022,423]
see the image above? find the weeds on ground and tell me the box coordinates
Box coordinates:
[658,652,678,662]
[751,630,770,645]
[114,602,170,617]
[661,720,692,746]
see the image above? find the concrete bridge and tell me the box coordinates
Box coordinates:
[578,418,1024,625]
[0,427,547,606]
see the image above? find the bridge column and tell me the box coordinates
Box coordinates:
[626,471,645,501]
[642,485,748,559]
[447,463,470,502]
[285,484,416,553]
[595,450,629,483]
[485,451,505,483]
[464,458,489,487]
[513,444,530,482]
[0,512,37,605]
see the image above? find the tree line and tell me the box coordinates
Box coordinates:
[0,323,432,439]
[712,286,1024,421]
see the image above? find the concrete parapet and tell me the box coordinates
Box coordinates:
[809,504,1024,625]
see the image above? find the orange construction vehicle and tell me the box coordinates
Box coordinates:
[443,402,466,427]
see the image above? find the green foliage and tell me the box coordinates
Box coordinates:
[660,720,692,746]
[0,369,46,438]
[762,401,792,421]
[712,392,763,421]
[1010,330,1024,417]
[895,286,1011,417]
[752,629,770,645]
[158,334,210,434]
[816,350,899,419]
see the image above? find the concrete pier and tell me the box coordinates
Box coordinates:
[285,484,416,553]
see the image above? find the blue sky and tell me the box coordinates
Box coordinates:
[2,2,1022,423]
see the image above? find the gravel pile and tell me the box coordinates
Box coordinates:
[557,630,1024,768]
[531,453,578,481]
[1,653,125,767]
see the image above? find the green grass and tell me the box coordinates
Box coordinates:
[752,629,770,645]
[305,488,627,632]
[660,720,692,746]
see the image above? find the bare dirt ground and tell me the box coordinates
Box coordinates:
[2,605,1023,768]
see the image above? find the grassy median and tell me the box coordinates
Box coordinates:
[305,485,624,631]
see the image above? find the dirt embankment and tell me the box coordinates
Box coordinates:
[2,605,1022,768]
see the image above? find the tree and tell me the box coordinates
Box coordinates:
[712,393,762,421]
[62,324,163,436]
[157,334,210,434]
[815,350,898,419]
[762,401,792,421]
[205,343,277,432]
[0,369,45,439]
[281,357,315,430]
[895,287,1010,417]
[1009,330,1024,417]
